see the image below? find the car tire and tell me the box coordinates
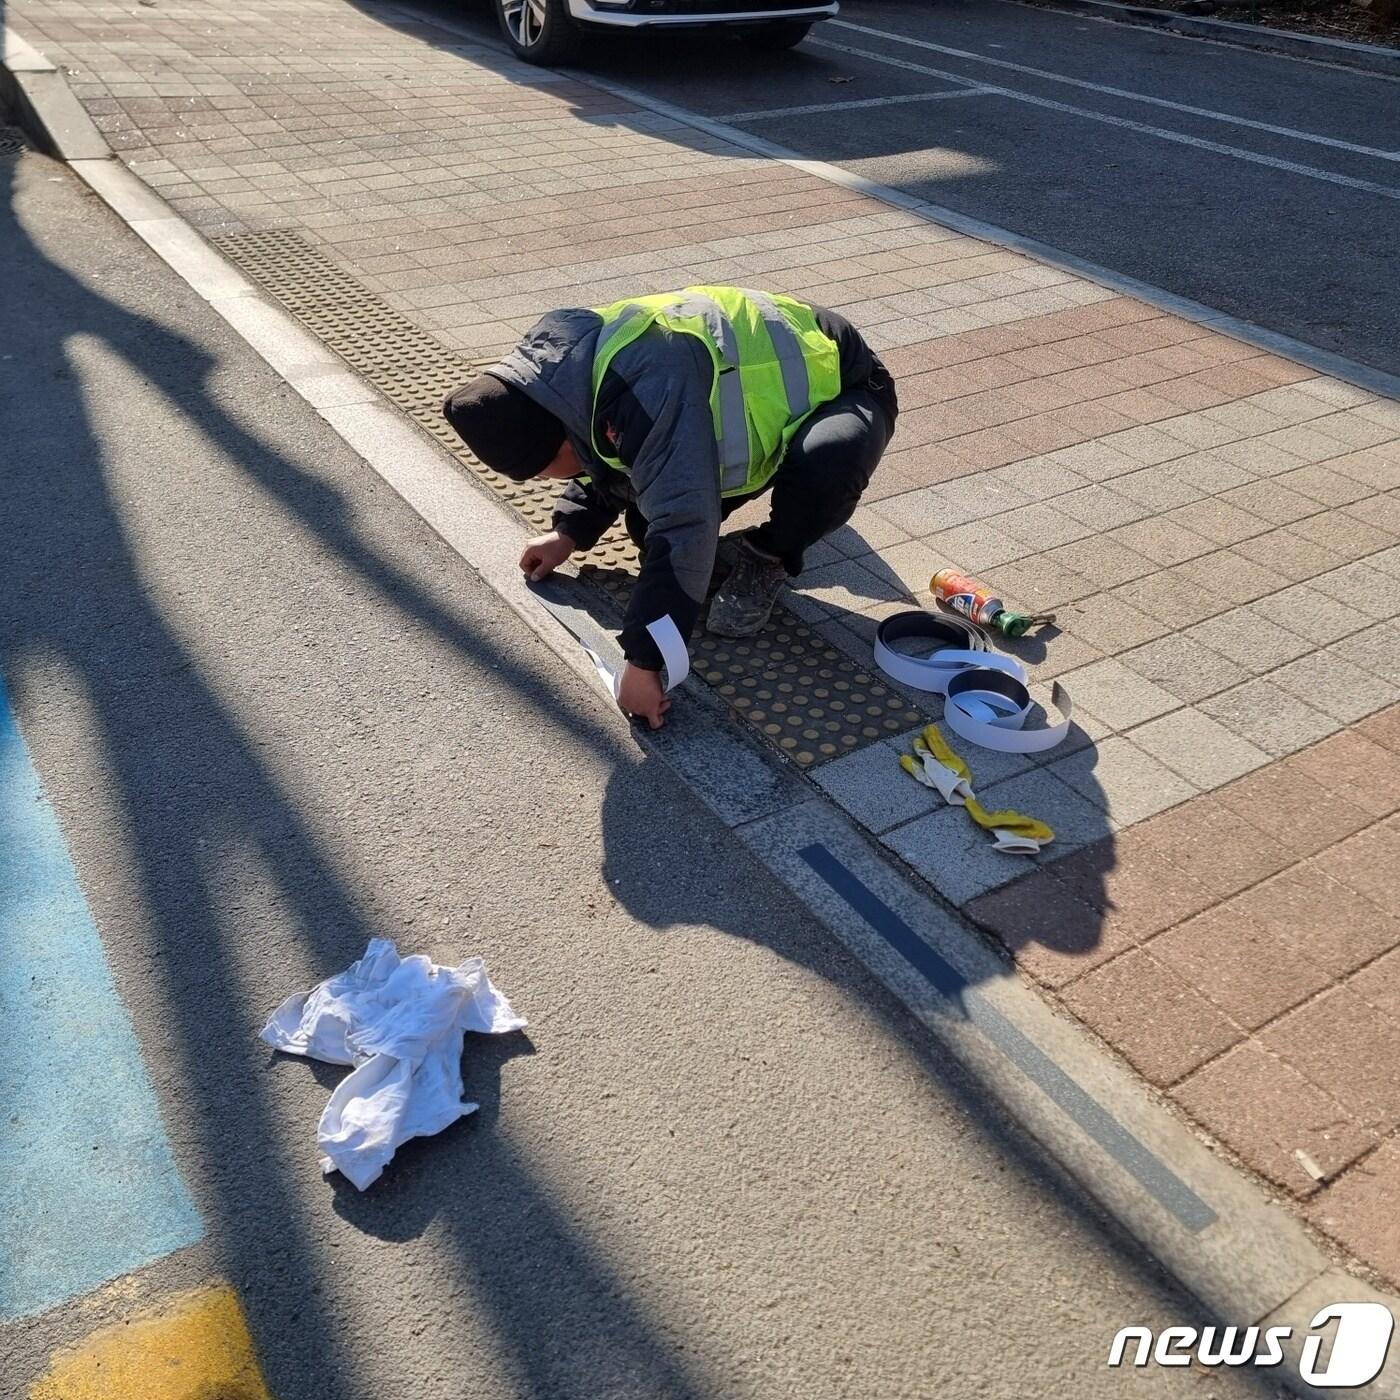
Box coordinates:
[736,20,813,51]
[494,0,581,64]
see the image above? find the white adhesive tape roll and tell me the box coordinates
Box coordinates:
[873,609,1073,754]
[943,669,1074,754]
[872,611,1022,693]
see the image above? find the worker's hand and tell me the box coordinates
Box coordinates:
[520,530,575,582]
[616,663,670,730]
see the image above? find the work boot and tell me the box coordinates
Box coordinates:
[707,533,743,596]
[707,535,788,637]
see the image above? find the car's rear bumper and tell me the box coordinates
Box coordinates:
[569,0,837,26]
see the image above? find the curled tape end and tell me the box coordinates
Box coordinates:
[646,614,690,692]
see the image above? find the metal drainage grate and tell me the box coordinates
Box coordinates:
[212,229,921,767]
[0,126,29,157]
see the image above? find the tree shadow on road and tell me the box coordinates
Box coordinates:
[0,143,716,1399]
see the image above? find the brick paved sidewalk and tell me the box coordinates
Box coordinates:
[12,0,1400,1285]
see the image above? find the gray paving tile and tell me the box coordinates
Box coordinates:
[1329,448,1400,492]
[1216,481,1317,528]
[1165,451,1255,496]
[1057,657,1181,731]
[1053,590,1170,652]
[827,507,909,557]
[985,456,1087,499]
[1270,650,1395,723]
[1119,633,1252,704]
[881,800,1033,904]
[986,555,1096,613]
[1212,437,1307,476]
[1050,735,1198,828]
[1183,607,1317,673]
[1276,464,1371,507]
[1052,484,1153,531]
[1368,544,1400,581]
[811,737,943,835]
[1099,426,1191,467]
[919,520,1029,574]
[868,487,961,537]
[1233,527,1347,584]
[993,499,1100,552]
[1198,679,1342,758]
[790,558,908,617]
[1174,550,1285,607]
[1256,424,1355,465]
[1251,584,1373,646]
[1110,466,1204,512]
[869,538,944,594]
[1312,561,1400,620]
[1045,536,1157,589]
[1164,498,1270,547]
[1127,706,1271,789]
[1112,570,1224,628]
[932,473,1036,522]
[1329,619,1400,688]
[1106,517,1215,567]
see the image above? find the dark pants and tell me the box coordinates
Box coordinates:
[625,383,894,577]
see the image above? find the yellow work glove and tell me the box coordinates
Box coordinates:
[899,725,1054,855]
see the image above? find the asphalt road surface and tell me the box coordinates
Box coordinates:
[436,0,1400,380]
[0,146,1283,1397]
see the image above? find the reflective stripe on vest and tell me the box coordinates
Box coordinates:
[668,291,750,488]
[742,287,811,422]
[589,285,842,498]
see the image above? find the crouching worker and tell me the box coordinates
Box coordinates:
[443,285,898,729]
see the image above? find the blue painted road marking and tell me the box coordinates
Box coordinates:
[799,843,1218,1234]
[0,676,203,1321]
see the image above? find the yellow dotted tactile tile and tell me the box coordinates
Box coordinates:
[30,1284,272,1400]
[213,230,922,768]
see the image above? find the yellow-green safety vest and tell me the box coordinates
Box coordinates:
[589,285,842,498]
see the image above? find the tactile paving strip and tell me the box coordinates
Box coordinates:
[212,229,921,766]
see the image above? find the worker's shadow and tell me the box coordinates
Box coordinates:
[549,558,1113,988]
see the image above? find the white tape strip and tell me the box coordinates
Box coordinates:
[646,613,690,691]
[581,614,690,701]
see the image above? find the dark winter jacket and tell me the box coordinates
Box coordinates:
[487,299,896,670]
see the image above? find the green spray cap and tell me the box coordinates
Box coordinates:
[991,609,1056,639]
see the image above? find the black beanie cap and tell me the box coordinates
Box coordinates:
[442,373,567,481]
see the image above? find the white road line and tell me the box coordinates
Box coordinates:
[811,36,1400,201]
[831,17,1400,163]
[720,88,992,123]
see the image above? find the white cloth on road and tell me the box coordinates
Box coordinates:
[261,938,526,1190]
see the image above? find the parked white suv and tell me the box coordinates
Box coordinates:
[494,0,838,64]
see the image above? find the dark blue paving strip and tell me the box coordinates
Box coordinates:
[799,843,1218,1234]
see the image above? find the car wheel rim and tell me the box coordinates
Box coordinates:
[502,0,548,47]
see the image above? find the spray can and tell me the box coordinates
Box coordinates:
[930,569,1054,640]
